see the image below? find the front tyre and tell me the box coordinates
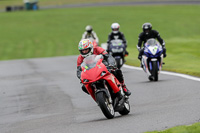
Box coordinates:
[96,92,115,119]
[152,61,158,81]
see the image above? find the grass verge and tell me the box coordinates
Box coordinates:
[145,122,200,133]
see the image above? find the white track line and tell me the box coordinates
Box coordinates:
[123,64,200,82]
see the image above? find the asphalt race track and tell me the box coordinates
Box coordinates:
[0,56,200,133]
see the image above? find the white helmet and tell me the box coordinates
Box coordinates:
[85,25,93,33]
[78,39,94,57]
[111,23,120,34]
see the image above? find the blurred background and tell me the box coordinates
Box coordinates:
[0,0,200,77]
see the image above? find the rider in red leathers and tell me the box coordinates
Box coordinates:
[77,39,131,97]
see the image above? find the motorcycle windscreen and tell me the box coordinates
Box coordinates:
[109,39,125,53]
[81,55,103,70]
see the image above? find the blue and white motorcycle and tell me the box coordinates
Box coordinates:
[141,39,164,81]
[108,39,126,69]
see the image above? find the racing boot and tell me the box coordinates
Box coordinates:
[162,47,167,58]
[163,52,167,58]
[121,81,131,96]
[116,90,123,100]
[125,50,129,57]
[138,55,142,60]
[138,48,144,60]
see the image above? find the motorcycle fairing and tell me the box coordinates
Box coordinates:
[142,55,151,76]
[81,55,121,101]
[109,40,125,55]
[144,43,163,58]
[142,41,164,77]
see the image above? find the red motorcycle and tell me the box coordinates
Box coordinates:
[80,55,130,119]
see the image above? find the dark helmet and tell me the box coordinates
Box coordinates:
[142,23,152,34]
[85,25,93,33]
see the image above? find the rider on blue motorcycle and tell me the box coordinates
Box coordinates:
[137,23,167,62]
[107,23,129,56]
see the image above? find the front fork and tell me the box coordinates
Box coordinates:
[142,55,163,76]
[142,55,151,76]
[92,80,113,104]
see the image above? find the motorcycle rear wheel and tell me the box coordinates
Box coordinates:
[96,91,115,119]
[119,100,130,115]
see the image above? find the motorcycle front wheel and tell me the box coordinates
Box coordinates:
[152,61,158,81]
[96,91,115,119]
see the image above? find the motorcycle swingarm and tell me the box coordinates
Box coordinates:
[113,96,125,112]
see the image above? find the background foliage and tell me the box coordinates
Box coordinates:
[0,5,200,76]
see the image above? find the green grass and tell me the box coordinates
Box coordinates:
[145,122,200,133]
[0,5,200,77]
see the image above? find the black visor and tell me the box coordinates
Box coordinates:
[80,48,91,55]
[87,30,92,33]
[112,28,119,31]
